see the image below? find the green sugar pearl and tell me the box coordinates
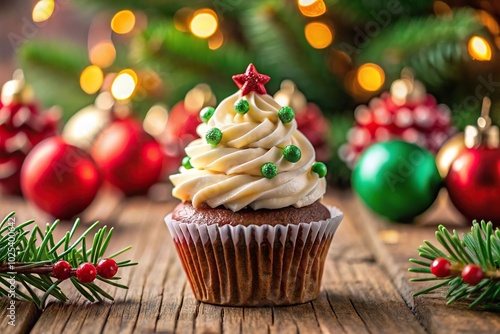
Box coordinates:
[200,107,215,123]
[182,156,193,169]
[205,127,222,145]
[234,99,250,114]
[278,106,294,123]
[312,162,327,178]
[261,162,278,179]
[283,145,301,163]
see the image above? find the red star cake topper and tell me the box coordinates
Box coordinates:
[232,64,270,96]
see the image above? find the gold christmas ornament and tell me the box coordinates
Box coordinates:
[273,80,307,112]
[1,70,34,106]
[62,92,115,150]
[435,132,465,178]
[464,96,499,149]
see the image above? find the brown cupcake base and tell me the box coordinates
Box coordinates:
[165,206,343,306]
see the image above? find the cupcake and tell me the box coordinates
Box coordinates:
[165,64,343,306]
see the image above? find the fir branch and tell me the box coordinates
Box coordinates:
[241,1,345,111]
[329,0,433,23]
[0,212,137,309]
[409,221,500,311]
[136,20,253,104]
[356,8,486,89]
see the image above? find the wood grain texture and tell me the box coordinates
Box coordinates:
[345,189,500,333]
[0,189,494,333]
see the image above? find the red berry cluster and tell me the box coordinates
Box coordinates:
[52,259,118,283]
[430,258,485,286]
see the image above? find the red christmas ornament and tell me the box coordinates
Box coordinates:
[0,71,59,194]
[340,70,454,168]
[21,136,102,219]
[161,102,200,174]
[156,84,216,174]
[91,118,163,195]
[446,97,500,224]
[232,64,270,96]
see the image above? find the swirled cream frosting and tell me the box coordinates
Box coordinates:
[170,66,326,212]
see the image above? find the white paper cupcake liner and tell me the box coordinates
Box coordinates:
[165,206,343,306]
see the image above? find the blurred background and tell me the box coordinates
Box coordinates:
[1,0,500,190]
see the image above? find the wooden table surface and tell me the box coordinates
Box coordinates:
[1,187,499,334]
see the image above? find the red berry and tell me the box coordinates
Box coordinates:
[97,258,118,279]
[462,264,484,286]
[52,260,72,280]
[76,262,97,283]
[430,257,451,278]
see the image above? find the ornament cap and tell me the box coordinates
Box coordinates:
[1,70,34,105]
[464,97,499,149]
[390,68,426,106]
[273,80,307,112]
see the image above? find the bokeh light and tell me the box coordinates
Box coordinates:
[304,22,333,49]
[111,70,138,100]
[174,8,194,32]
[111,10,136,34]
[208,30,224,50]
[468,36,492,61]
[190,9,218,39]
[357,63,385,92]
[89,42,116,68]
[80,65,104,95]
[143,104,169,137]
[298,0,326,17]
[32,0,55,23]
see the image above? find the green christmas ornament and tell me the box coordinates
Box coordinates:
[234,99,250,114]
[205,127,222,145]
[182,156,193,169]
[312,162,327,178]
[283,145,301,162]
[200,107,215,123]
[278,106,294,123]
[352,141,442,222]
[261,162,277,179]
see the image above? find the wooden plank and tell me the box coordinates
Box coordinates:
[241,307,271,334]
[346,190,500,333]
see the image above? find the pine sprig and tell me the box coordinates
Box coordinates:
[0,212,137,309]
[409,221,500,311]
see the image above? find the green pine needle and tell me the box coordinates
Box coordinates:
[409,220,500,311]
[0,212,137,309]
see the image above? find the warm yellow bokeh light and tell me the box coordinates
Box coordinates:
[111,70,137,100]
[304,22,333,49]
[174,8,194,32]
[111,10,136,34]
[298,0,326,17]
[32,0,55,23]
[190,9,218,39]
[89,42,116,68]
[208,30,224,50]
[468,36,492,61]
[80,65,104,95]
[357,63,385,92]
